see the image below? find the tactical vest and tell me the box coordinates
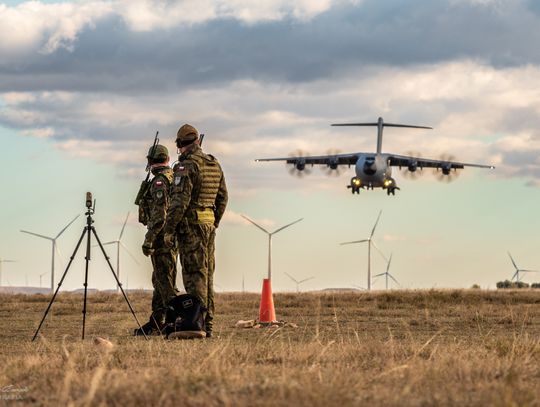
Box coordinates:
[188,151,223,210]
[137,168,174,226]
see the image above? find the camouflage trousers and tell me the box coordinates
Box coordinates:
[150,248,178,324]
[177,223,216,332]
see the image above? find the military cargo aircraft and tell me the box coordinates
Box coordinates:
[255,117,494,195]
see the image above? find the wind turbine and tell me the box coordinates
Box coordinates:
[241,215,303,280]
[508,252,538,282]
[284,272,314,292]
[340,210,386,291]
[0,259,17,287]
[373,253,400,290]
[102,212,139,292]
[20,215,79,292]
[39,272,47,288]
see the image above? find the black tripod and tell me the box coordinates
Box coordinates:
[32,193,148,341]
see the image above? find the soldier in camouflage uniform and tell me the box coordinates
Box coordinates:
[134,144,178,336]
[163,124,228,338]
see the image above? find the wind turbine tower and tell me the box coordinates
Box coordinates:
[102,212,139,292]
[241,215,303,280]
[373,253,400,290]
[20,215,79,292]
[340,210,386,291]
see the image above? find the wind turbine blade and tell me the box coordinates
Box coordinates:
[55,214,80,239]
[55,244,66,271]
[121,242,141,265]
[284,272,299,284]
[20,230,53,240]
[389,274,400,286]
[119,212,130,240]
[102,241,116,246]
[371,241,388,262]
[272,218,303,235]
[298,276,315,284]
[372,272,386,278]
[508,252,519,271]
[520,269,539,273]
[386,253,393,273]
[370,210,382,239]
[511,271,518,281]
[241,214,270,234]
[340,239,369,245]
[2,260,17,263]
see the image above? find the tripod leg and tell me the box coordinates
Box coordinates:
[81,224,92,340]
[91,227,149,340]
[32,227,87,341]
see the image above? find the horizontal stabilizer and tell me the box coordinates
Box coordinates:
[332,123,432,129]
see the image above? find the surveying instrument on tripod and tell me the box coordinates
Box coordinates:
[32,192,148,341]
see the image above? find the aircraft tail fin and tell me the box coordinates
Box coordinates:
[331,117,432,154]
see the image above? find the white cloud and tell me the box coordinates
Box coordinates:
[3,60,540,188]
[0,1,113,56]
[221,210,275,229]
[0,0,347,57]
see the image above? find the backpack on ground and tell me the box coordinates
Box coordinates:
[164,294,207,338]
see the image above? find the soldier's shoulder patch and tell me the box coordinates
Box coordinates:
[174,175,182,186]
[156,190,164,199]
[153,178,165,189]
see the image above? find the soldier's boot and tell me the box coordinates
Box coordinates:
[133,316,165,336]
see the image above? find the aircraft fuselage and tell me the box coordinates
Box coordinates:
[354,153,395,190]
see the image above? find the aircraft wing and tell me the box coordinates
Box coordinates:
[255,152,362,166]
[387,153,495,170]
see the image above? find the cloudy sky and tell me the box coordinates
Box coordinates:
[1,0,540,294]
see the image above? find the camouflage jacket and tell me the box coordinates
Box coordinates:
[164,145,228,234]
[143,165,174,245]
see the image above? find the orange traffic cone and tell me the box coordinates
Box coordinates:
[259,278,277,323]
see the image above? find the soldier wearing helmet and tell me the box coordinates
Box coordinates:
[163,124,228,338]
[134,143,178,336]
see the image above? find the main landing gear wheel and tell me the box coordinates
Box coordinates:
[387,187,400,196]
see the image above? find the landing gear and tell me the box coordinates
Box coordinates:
[348,177,362,194]
[348,185,360,194]
[386,187,399,196]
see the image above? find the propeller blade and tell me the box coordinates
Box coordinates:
[55,214,80,239]
[272,218,303,235]
[401,151,424,180]
[370,210,382,239]
[241,214,270,234]
[119,212,130,240]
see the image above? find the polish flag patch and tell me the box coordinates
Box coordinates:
[156,180,163,186]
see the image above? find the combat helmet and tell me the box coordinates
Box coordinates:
[147,144,169,162]
[176,124,199,147]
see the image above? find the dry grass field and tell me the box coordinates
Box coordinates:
[1,290,539,406]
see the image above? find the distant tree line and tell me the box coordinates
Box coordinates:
[496,280,540,289]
